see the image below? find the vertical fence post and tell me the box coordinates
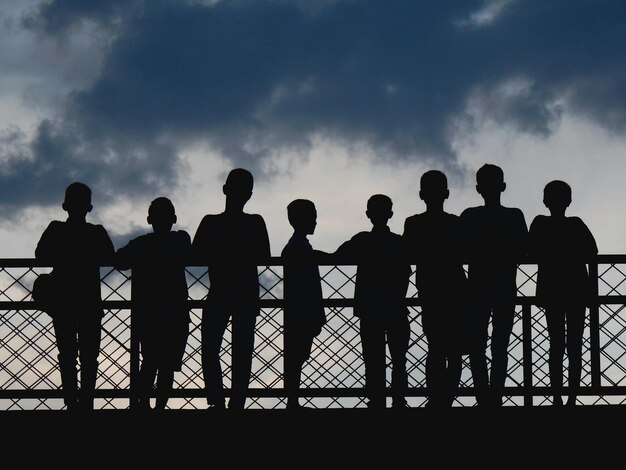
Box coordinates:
[522,300,533,407]
[129,306,140,410]
[589,260,601,389]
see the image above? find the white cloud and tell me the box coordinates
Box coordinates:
[458,0,517,28]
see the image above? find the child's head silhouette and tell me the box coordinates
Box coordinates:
[223,168,253,207]
[366,194,393,226]
[543,180,571,213]
[476,163,506,200]
[147,197,177,233]
[419,170,449,204]
[287,199,317,235]
[62,182,92,217]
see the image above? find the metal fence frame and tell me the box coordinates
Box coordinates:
[1,255,626,410]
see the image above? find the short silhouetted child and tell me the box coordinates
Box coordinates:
[403,170,469,408]
[528,180,598,407]
[35,182,115,411]
[116,197,192,411]
[334,194,411,409]
[460,164,528,407]
[281,199,328,410]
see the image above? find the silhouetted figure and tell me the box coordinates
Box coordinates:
[460,164,528,407]
[528,180,598,407]
[281,199,328,410]
[403,170,469,408]
[35,182,115,411]
[115,197,192,411]
[192,168,271,410]
[334,194,411,409]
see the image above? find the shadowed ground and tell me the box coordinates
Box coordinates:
[2,406,619,466]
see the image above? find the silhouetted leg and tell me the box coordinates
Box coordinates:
[422,308,446,407]
[138,359,157,410]
[284,318,303,409]
[469,306,490,407]
[360,316,386,409]
[446,353,464,407]
[77,314,102,411]
[53,316,79,411]
[285,361,303,409]
[387,311,410,408]
[58,355,78,411]
[228,308,257,410]
[155,368,175,411]
[201,304,229,408]
[545,307,566,406]
[565,306,586,406]
[79,360,98,411]
[489,303,515,406]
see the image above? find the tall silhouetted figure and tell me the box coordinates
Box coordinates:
[192,168,271,410]
[460,164,528,407]
[35,182,115,411]
[528,180,598,407]
[335,194,411,409]
[403,170,469,408]
[281,199,328,410]
[115,197,192,411]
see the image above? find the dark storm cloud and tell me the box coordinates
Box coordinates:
[0,118,180,218]
[2,0,625,215]
[20,0,141,36]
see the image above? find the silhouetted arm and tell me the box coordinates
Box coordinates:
[34,221,59,262]
[526,216,544,260]
[333,238,359,266]
[577,217,599,258]
[515,208,529,260]
[179,230,193,263]
[98,225,116,265]
[255,215,271,262]
[191,216,211,264]
[114,239,136,271]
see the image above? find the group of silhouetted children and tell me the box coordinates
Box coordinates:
[34,164,598,412]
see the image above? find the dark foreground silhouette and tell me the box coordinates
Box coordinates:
[35,182,115,411]
[281,198,327,410]
[191,168,271,410]
[528,180,598,406]
[115,197,192,411]
[403,170,470,408]
[27,164,606,415]
[334,194,411,409]
[460,164,528,407]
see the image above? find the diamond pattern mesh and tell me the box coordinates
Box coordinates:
[0,258,624,410]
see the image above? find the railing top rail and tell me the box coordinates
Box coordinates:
[1,253,624,267]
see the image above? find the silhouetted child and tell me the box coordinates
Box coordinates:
[334,194,411,409]
[460,164,528,407]
[116,197,192,411]
[35,182,115,411]
[528,180,598,407]
[281,199,328,410]
[403,170,469,408]
[192,168,271,410]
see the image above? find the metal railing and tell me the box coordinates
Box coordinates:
[1,255,626,410]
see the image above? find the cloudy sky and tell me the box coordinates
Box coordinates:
[1,0,626,258]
